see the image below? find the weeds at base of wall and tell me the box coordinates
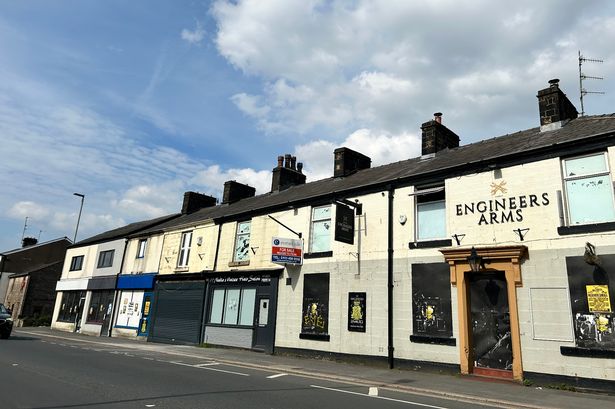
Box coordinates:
[545,383,577,392]
[522,379,533,387]
[198,343,212,348]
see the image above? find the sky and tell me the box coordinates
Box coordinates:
[1,0,614,251]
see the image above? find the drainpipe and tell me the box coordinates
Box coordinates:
[108,238,129,337]
[387,185,395,369]
[212,224,222,272]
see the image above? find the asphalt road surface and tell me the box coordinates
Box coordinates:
[0,332,505,409]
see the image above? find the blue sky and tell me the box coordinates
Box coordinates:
[1,0,614,251]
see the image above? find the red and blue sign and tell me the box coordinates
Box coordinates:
[271,237,303,265]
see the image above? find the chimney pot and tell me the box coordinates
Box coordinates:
[548,78,560,87]
[284,154,292,168]
[277,155,284,168]
[434,112,443,124]
[297,162,303,173]
[291,156,297,170]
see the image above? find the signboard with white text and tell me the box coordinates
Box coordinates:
[271,237,303,265]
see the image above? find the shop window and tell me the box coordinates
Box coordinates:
[233,221,251,262]
[562,152,615,225]
[97,250,115,268]
[415,187,446,241]
[309,205,331,253]
[57,291,85,322]
[178,231,192,267]
[300,273,330,340]
[410,263,454,345]
[566,254,615,352]
[69,255,84,271]
[209,287,257,326]
[115,290,144,328]
[136,239,147,259]
[86,290,114,324]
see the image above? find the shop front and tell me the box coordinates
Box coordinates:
[113,273,157,338]
[203,269,281,353]
[82,275,117,337]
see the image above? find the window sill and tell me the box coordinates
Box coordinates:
[228,260,250,267]
[409,239,452,249]
[560,346,615,359]
[174,267,189,273]
[410,335,456,346]
[304,251,333,259]
[299,333,330,341]
[557,221,615,236]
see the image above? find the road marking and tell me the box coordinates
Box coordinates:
[369,387,378,396]
[169,361,249,377]
[12,364,18,366]
[145,405,156,407]
[142,357,155,361]
[310,385,449,409]
[267,373,288,379]
[194,362,220,367]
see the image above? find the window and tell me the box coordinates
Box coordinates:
[563,153,615,225]
[415,187,446,240]
[301,273,330,338]
[97,250,115,268]
[178,231,192,267]
[57,291,85,322]
[208,287,257,326]
[136,239,147,259]
[86,290,114,323]
[411,263,453,343]
[233,221,251,262]
[309,205,331,253]
[69,255,84,271]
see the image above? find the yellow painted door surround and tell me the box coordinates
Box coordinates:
[441,246,527,382]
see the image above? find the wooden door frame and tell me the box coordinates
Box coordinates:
[440,246,527,382]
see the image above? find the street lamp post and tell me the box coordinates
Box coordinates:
[73,193,85,243]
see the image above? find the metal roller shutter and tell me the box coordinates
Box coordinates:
[148,281,205,344]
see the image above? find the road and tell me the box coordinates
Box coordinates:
[1,331,501,409]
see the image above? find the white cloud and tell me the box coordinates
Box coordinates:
[181,21,205,45]
[8,201,50,220]
[295,128,421,182]
[191,165,271,195]
[212,0,614,140]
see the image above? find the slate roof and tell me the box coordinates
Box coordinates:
[133,114,615,235]
[1,237,72,255]
[8,261,64,278]
[73,213,180,248]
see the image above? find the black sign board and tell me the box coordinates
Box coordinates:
[335,203,355,244]
[348,292,366,332]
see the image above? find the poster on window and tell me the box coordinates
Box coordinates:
[348,292,366,332]
[301,273,329,336]
[115,290,144,328]
[411,263,453,338]
[567,255,615,350]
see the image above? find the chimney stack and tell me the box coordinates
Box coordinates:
[181,191,217,214]
[22,237,38,248]
[222,180,256,204]
[537,79,578,132]
[333,147,371,178]
[271,153,306,192]
[421,112,460,156]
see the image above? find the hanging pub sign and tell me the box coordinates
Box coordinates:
[348,292,366,332]
[271,237,303,265]
[335,203,355,244]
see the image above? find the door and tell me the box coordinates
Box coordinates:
[137,292,153,337]
[469,271,512,375]
[253,297,274,353]
[99,291,115,337]
[74,296,86,333]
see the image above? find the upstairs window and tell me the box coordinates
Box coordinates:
[97,250,114,268]
[563,153,615,225]
[233,221,251,262]
[69,255,84,271]
[415,187,446,241]
[136,239,147,259]
[309,205,331,253]
[178,231,192,267]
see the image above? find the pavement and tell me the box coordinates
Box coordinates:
[13,327,615,409]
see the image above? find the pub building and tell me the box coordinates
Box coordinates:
[52,79,615,390]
